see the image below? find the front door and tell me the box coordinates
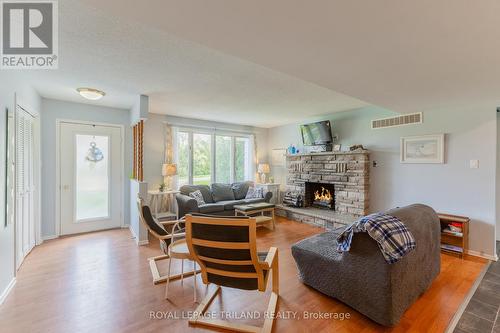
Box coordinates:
[59,122,123,235]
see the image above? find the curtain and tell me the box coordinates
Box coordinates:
[169,125,178,190]
[249,134,257,182]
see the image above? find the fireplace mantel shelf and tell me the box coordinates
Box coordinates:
[286,150,369,157]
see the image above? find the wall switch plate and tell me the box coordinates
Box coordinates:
[470,160,479,169]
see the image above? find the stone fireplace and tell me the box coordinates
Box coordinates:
[276,151,370,230]
[305,182,335,210]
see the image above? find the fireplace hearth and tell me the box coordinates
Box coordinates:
[305,182,335,210]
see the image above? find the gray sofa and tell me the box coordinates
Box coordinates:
[291,204,441,326]
[176,181,273,217]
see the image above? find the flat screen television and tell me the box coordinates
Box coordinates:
[300,120,333,146]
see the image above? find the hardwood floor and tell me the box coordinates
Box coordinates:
[0,217,487,333]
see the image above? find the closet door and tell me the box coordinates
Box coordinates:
[15,107,35,269]
[15,109,25,268]
[23,114,35,256]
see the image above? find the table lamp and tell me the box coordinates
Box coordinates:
[258,163,270,184]
[162,163,177,190]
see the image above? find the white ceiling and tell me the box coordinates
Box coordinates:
[17,0,368,128]
[80,0,500,114]
[19,1,500,128]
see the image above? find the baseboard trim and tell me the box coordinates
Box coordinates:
[444,260,491,333]
[129,225,149,246]
[0,278,16,305]
[129,225,137,240]
[466,250,498,261]
[42,235,58,241]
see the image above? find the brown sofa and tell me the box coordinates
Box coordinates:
[291,204,441,326]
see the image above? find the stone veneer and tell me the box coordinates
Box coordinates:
[276,150,370,229]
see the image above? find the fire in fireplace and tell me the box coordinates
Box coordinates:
[305,182,335,210]
[314,187,333,208]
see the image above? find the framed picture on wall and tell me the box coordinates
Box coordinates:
[400,134,445,164]
[271,148,286,167]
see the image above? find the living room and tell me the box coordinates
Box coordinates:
[1,1,500,333]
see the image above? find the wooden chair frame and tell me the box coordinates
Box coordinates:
[137,196,200,284]
[185,214,279,333]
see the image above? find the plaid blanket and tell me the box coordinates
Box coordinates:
[337,213,416,264]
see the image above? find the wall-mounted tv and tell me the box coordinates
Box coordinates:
[300,120,333,146]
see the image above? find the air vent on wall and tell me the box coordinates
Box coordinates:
[371,112,422,129]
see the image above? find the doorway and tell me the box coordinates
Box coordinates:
[58,122,123,235]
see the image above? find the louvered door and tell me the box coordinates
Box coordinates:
[15,106,35,269]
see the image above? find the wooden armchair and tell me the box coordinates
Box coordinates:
[137,195,198,285]
[185,213,279,333]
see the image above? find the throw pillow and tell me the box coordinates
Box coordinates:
[180,185,214,203]
[189,190,206,205]
[245,187,264,199]
[231,182,252,200]
[211,183,235,202]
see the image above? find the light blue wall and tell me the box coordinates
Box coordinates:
[269,105,498,258]
[40,98,132,237]
[0,75,41,300]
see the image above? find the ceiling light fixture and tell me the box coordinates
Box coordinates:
[77,87,106,100]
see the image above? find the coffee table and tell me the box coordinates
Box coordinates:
[234,203,276,230]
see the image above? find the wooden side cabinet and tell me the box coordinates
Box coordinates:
[438,213,469,258]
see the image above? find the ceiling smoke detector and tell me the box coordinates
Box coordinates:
[77,87,106,100]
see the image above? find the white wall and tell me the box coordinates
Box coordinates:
[268,106,498,258]
[40,99,132,237]
[143,113,166,189]
[143,113,269,190]
[130,95,149,124]
[128,95,149,244]
[129,179,148,245]
[497,113,500,243]
[0,75,41,301]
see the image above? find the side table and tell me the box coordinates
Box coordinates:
[256,183,281,204]
[148,189,180,220]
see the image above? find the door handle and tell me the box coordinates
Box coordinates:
[63,185,70,190]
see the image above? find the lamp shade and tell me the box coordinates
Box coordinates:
[162,163,177,176]
[258,163,270,174]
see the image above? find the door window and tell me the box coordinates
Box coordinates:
[75,134,109,221]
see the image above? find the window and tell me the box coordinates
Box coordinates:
[75,134,109,221]
[174,129,254,187]
[215,135,231,183]
[193,133,212,185]
[235,137,251,182]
